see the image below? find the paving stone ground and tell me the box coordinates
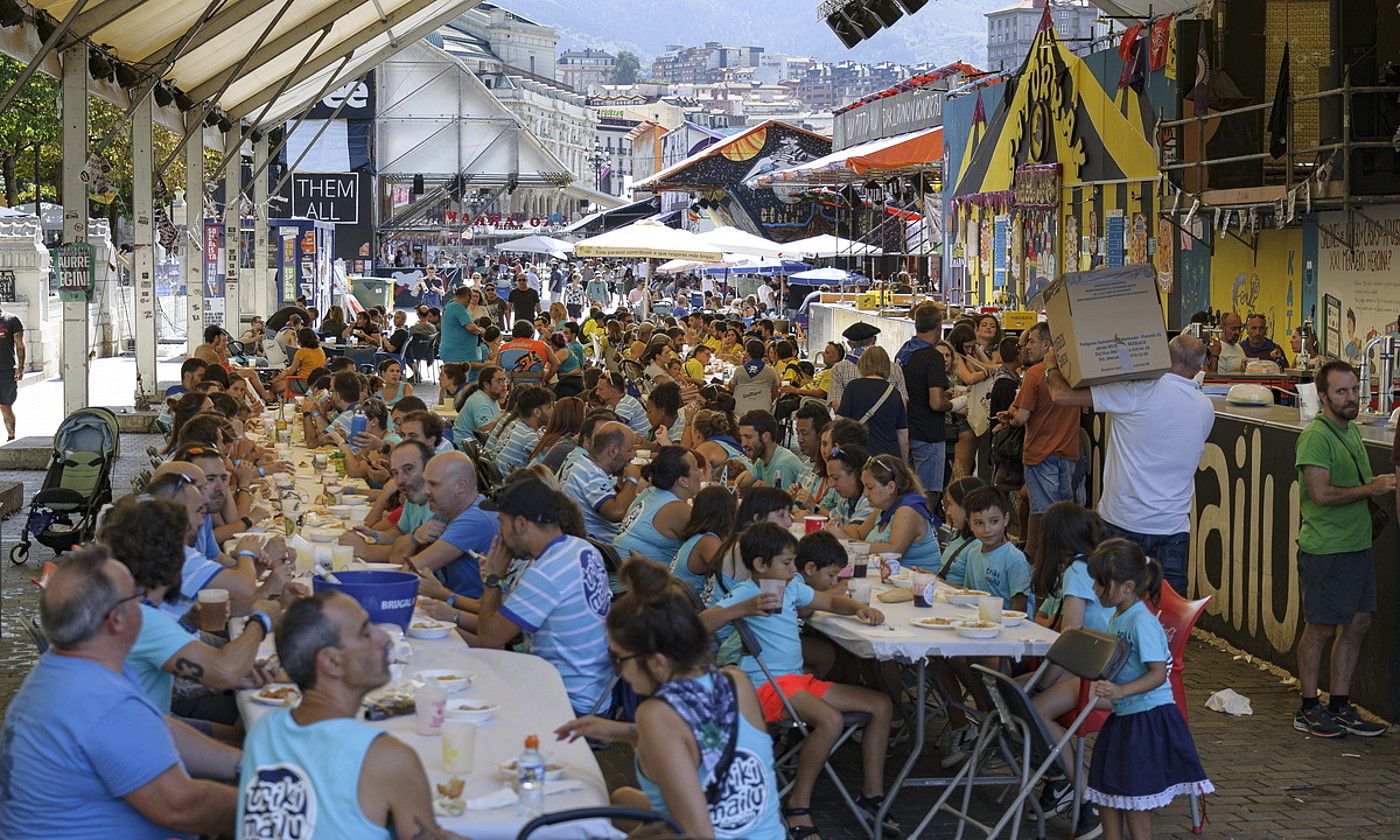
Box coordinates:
[2,363,1399,838]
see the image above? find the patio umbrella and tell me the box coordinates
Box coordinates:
[705,257,811,275]
[573,220,725,262]
[791,266,864,282]
[783,234,883,258]
[496,234,575,255]
[694,225,787,258]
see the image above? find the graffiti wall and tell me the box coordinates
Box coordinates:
[1207,227,1305,345]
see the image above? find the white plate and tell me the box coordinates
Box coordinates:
[496,759,567,781]
[952,619,1002,639]
[1002,611,1027,627]
[252,683,302,706]
[407,620,454,640]
[416,669,475,692]
[944,590,990,607]
[355,562,406,572]
[445,699,499,723]
[908,617,958,631]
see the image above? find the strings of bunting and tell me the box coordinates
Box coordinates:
[1161,152,1335,240]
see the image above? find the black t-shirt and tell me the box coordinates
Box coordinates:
[902,345,950,443]
[267,306,311,331]
[0,314,22,370]
[385,328,409,354]
[989,369,1021,418]
[508,288,541,324]
[836,376,908,459]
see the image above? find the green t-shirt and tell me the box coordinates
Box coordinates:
[1296,415,1373,554]
[398,500,434,536]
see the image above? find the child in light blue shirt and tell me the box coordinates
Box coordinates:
[961,487,1031,612]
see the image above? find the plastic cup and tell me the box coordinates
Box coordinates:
[441,720,477,773]
[196,589,230,633]
[978,596,1004,624]
[312,453,328,470]
[415,684,447,736]
[847,541,871,563]
[331,544,355,571]
[848,578,872,605]
[294,544,316,573]
[758,578,786,614]
[804,515,829,533]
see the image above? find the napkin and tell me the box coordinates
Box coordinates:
[1204,688,1253,716]
[465,779,587,810]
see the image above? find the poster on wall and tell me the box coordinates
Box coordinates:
[1317,207,1400,365]
[1130,212,1149,264]
[203,223,224,327]
[992,216,1008,289]
[1064,212,1079,271]
[1155,217,1175,292]
[1106,211,1125,266]
[1323,293,1342,359]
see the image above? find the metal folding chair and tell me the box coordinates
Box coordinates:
[920,628,1129,840]
[514,807,681,840]
[732,618,875,837]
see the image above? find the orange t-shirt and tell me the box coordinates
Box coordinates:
[288,347,328,378]
[1010,362,1082,465]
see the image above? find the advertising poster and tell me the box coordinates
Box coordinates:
[1317,207,1400,364]
[203,223,224,327]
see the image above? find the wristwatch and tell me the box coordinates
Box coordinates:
[446,594,459,608]
[483,573,504,590]
[248,610,274,636]
[241,515,254,529]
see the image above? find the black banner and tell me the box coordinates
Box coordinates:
[305,73,375,120]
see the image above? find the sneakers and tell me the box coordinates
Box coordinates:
[1330,704,1389,737]
[1029,779,1076,821]
[939,722,979,768]
[1072,804,1103,840]
[1294,705,1347,738]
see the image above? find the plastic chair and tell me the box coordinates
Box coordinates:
[1056,582,1211,835]
[513,807,681,840]
[731,619,874,837]
[925,628,1129,840]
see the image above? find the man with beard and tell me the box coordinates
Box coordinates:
[1291,361,1395,738]
[237,592,465,839]
[343,440,437,563]
[559,420,645,543]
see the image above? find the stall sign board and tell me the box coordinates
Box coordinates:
[53,242,95,302]
[291,173,359,224]
[1105,211,1126,267]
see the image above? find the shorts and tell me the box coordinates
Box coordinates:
[755,673,832,723]
[0,374,16,406]
[1298,549,1376,625]
[910,438,946,493]
[1024,455,1077,514]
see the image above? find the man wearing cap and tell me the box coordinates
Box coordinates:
[828,321,906,409]
[473,477,612,715]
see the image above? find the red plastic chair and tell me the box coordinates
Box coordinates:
[1056,581,1211,834]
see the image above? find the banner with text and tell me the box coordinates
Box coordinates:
[1317,206,1400,365]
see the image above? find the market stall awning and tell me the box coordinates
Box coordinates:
[632,120,832,192]
[23,0,483,128]
[562,183,629,211]
[560,196,661,237]
[748,127,944,188]
[782,234,884,258]
[573,220,724,261]
[694,226,787,258]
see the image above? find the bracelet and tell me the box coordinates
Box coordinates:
[624,476,639,486]
[248,610,273,636]
[234,550,260,562]
[241,516,254,528]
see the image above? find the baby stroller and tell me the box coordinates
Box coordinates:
[10,407,121,565]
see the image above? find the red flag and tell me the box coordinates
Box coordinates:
[973,91,986,125]
[1149,15,1174,71]
[1117,23,1144,62]
[1036,2,1053,34]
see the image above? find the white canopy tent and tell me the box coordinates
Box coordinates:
[783,234,884,258]
[573,221,725,262]
[496,234,575,256]
[693,226,787,259]
[791,266,864,282]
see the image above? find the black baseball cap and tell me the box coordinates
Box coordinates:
[481,477,561,523]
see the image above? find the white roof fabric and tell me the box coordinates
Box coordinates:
[28,0,484,127]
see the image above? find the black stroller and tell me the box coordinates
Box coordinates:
[10,407,121,565]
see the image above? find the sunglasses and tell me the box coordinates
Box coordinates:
[865,456,896,481]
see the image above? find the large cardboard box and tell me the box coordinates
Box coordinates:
[1043,265,1169,388]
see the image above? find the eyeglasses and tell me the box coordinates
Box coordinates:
[106,587,145,615]
[608,649,645,671]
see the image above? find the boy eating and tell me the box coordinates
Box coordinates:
[962,487,1032,613]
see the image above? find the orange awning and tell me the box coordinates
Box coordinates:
[749,127,943,188]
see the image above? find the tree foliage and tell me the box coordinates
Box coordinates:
[611,51,641,85]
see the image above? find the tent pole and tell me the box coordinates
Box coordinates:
[60,43,90,415]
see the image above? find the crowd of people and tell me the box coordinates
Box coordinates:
[1,257,1239,840]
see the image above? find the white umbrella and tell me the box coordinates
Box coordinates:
[791,266,863,282]
[496,234,575,255]
[573,220,724,262]
[694,225,787,258]
[783,234,883,258]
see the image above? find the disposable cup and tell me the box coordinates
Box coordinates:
[848,578,872,605]
[759,578,786,614]
[978,596,1004,624]
[197,589,230,633]
[804,515,829,533]
[441,720,477,773]
[415,684,447,736]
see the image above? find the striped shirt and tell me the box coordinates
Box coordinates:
[614,394,651,435]
[499,534,612,714]
[483,417,517,462]
[496,421,542,476]
[561,453,621,542]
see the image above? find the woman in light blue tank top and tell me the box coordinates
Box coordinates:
[557,559,785,840]
[238,709,391,839]
[852,454,943,571]
[616,447,702,567]
[672,486,739,601]
[374,359,412,408]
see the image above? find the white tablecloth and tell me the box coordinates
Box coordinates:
[238,638,615,840]
[807,581,1059,662]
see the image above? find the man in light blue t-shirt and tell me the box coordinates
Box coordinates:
[454,365,507,442]
[0,548,240,839]
[475,477,612,715]
[401,451,500,600]
[738,409,806,489]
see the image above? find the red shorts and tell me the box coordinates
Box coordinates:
[755,673,833,723]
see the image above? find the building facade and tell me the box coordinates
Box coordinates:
[558,48,616,93]
[986,0,1102,71]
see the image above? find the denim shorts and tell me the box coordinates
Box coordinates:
[1102,523,1190,597]
[1024,455,1077,514]
[910,438,946,493]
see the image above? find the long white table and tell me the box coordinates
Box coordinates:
[237,635,615,839]
[810,580,1058,840]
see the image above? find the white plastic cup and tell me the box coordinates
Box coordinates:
[441,720,477,773]
[978,596,1003,624]
[331,544,355,570]
[848,578,873,605]
[759,578,786,614]
[197,589,230,633]
[415,684,447,736]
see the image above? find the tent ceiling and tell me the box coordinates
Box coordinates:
[24,0,482,128]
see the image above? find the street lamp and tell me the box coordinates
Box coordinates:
[588,142,610,193]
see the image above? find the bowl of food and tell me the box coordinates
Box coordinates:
[407,618,454,640]
[445,698,499,723]
[252,683,301,706]
[1001,610,1028,627]
[415,669,474,693]
[497,759,566,781]
[908,616,957,630]
[945,589,990,607]
[952,619,1002,639]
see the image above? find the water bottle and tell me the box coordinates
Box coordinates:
[349,410,367,453]
[516,734,545,816]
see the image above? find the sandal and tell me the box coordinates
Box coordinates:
[856,795,903,838]
[782,804,822,840]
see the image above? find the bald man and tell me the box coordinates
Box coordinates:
[1207,311,1246,373]
[558,420,645,543]
[396,451,500,600]
[0,546,239,839]
[1044,333,1215,594]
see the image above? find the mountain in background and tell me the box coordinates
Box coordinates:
[504,0,1007,68]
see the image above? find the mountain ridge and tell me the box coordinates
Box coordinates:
[504,0,1005,68]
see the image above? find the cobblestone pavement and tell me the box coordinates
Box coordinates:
[2,394,1399,837]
